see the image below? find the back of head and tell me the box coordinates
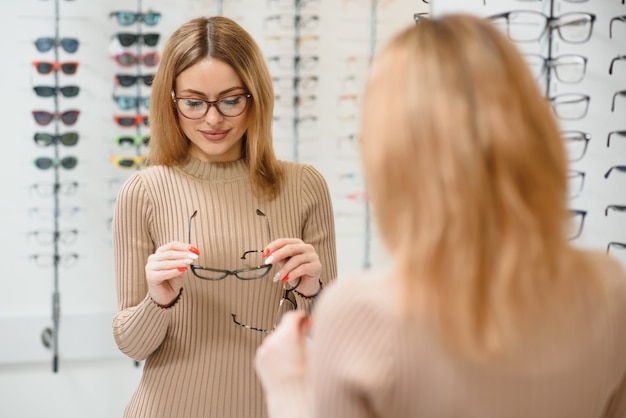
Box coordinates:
[361,14,575,358]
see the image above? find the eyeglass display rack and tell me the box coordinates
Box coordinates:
[32,0,81,374]
[109,0,161,173]
[430,0,626,266]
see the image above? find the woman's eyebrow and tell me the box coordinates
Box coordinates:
[177,86,246,97]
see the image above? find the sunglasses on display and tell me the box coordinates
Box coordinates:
[32,110,80,126]
[33,85,80,98]
[114,114,149,127]
[109,11,161,26]
[113,51,160,67]
[34,156,78,170]
[32,61,79,75]
[115,74,154,87]
[113,33,160,47]
[34,37,79,53]
[34,132,79,147]
[110,155,147,169]
[114,134,150,148]
[113,95,151,110]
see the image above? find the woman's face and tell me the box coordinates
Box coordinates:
[174,57,250,163]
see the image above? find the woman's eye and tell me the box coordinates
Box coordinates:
[184,99,205,108]
[221,96,241,107]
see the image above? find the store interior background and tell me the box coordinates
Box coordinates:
[0,0,623,417]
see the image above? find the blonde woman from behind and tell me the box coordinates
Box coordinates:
[255,13,626,418]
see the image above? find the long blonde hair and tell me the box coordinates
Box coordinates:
[361,15,599,359]
[148,16,283,200]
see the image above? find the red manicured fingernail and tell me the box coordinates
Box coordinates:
[281,275,289,283]
[178,267,187,272]
[189,246,200,255]
[262,248,271,257]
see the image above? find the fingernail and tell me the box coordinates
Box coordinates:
[189,246,200,255]
[264,255,274,265]
[262,248,271,257]
[177,266,187,272]
[183,258,193,265]
[272,272,282,282]
[281,275,289,283]
[187,252,198,260]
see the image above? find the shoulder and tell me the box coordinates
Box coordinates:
[278,160,330,197]
[314,268,396,327]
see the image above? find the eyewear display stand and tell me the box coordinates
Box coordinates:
[36,0,75,374]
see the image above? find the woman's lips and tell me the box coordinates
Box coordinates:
[200,129,229,141]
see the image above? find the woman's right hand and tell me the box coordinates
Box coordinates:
[145,241,199,307]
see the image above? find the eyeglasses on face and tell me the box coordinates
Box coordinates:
[607,241,626,254]
[562,130,590,162]
[605,205,626,217]
[33,61,79,76]
[115,74,154,87]
[609,55,626,75]
[569,209,587,240]
[33,85,80,98]
[187,209,274,280]
[34,156,78,170]
[549,93,590,120]
[524,54,587,84]
[610,15,626,39]
[607,130,626,147]
[605,165,626,179]
[28,229,79,245]
[113,51,160,67]
[110,155,147,170]
[109,11,161,26]
[113,32,160,47]
[29,253,79,268]
[174,93,251,119]
[29,181,79,197]
[34,37,79,53]
[32,110,80,126]
[488,11,596,44]
[114,134,150,148]
[114,114,149,127]
[34,132,79,147]
[113,95,151,110]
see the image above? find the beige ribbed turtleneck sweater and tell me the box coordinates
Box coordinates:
[112,157,337,418]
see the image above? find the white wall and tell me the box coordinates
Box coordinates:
[0,1,421,416]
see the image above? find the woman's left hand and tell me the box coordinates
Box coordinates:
[255,310,311,418]
[263,238,322,295]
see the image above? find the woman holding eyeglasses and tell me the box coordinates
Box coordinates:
[111,16,337,418]
[255,14,626,418]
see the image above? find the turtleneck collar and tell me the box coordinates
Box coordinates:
[175,156,249,181]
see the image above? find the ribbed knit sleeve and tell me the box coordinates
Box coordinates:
[110,158,337,418]
[112,173,171,360]
[293,164,337,312]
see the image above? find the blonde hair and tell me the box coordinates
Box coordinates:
[361,15,598,359]
[148,16,283,200]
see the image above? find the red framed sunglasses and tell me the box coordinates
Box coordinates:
[33,61,80,75]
